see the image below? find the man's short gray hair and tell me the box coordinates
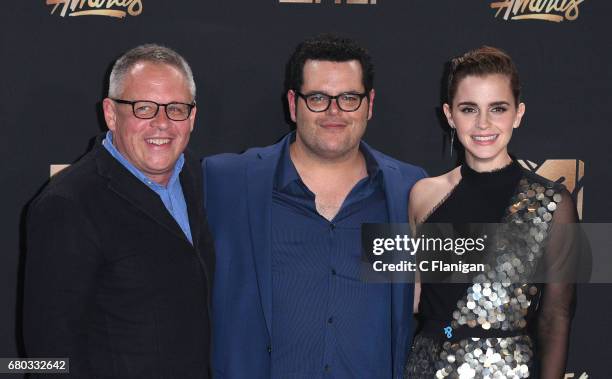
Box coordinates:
[108,44,196,100]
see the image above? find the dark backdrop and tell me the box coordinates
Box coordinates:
[2,1,610,377]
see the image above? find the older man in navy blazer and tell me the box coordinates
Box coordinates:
[204,34,426,378]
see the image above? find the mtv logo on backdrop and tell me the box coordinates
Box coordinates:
[518,159,584,220]
[279,0,376,4]
[564,372,588,379]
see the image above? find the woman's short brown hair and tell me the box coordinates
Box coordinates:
[447,46,521,106]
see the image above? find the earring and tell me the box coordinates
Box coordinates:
[450,128,455,157]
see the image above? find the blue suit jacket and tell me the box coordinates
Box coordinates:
[202,133,426,378]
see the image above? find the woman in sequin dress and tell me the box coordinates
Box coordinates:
[405,47,578,379]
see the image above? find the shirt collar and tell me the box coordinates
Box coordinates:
[102,131,185,190]
[275,131,382,191]
[274,132,301,190]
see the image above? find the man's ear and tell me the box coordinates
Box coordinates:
[287,90,297,123]
[189,105,197,132]
[103,98,117,132]
[367,89,375,120]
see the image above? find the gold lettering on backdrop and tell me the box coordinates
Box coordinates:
[277,0,316,3]
[50,164,70,177]
[278,0,375,4]
[46,0,143,18]
[490,0,584,22]
[518,159,584,219]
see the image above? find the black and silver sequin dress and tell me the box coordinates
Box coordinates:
[405,160,578,379]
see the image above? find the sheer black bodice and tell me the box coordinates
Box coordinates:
[405,160,578,379]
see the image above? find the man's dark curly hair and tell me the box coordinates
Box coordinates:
[286,34,374,94]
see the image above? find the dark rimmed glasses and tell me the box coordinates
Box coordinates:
[111,98,196,121]
[295,91,368,112]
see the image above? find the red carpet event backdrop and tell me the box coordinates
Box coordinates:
[1,1,609,378]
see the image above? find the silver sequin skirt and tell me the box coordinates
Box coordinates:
[405,334,534,379]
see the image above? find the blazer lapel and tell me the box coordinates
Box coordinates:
[245,132,291,339]
[360,142,406,223]
[246,150,276,338]
[375,151,413,377]
[95,146,190,244]
[180,155,202,250]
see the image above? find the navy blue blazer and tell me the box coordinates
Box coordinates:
[203,133,426,378]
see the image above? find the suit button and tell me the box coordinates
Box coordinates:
[267,345,272,354]
[327,317,333,324]
[324,364,330,372]
[331,269,337,275]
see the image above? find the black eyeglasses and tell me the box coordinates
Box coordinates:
[295,91,368,112]
[111,98,195,121]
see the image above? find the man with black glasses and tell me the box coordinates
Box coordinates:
[203,34,426,378]
[24,44,214,378]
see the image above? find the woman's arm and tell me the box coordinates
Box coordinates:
[538,189,579,378]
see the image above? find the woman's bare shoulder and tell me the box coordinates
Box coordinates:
[409,167,462,224]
